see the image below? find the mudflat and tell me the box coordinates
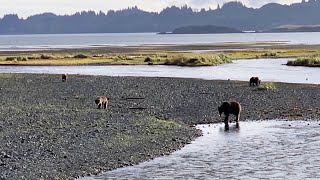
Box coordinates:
[0,73,320,179]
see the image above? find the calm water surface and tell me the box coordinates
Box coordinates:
[1,32,320,51]
[0,58,319,84]
[80,120,320,180]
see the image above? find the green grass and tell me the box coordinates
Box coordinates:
[287,56,320,67]
[261,51,277,57]
[73,54,89,59]
[0,46,318,66]
[163,53,232,66]
[0,52,232,66]
[135,118,183,132]
[257,82,277,91]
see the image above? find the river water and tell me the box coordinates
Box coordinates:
[80,120,320,180]
[0,58,319,84]
[1,32,320,51]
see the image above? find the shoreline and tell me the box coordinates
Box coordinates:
[1,73,320,179]
[1,42,320,54]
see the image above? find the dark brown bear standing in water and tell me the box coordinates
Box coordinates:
[62,74,67,82]
[95,96,108,109]
[218,101,241,130]
[249,77,261,86]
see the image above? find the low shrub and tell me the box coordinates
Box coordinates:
[17,57,28,61]
[40,54,53,59]
[257,82,276,91]
[114,55,134,60]
[5,57,16,61]
[287,57,320,66]
[144,57,152,62]
[261,52,277,57]
[4,56,27,61]
[93,54,103,57]
[73,54,88,59]
[27,56,37,60]
[164,53,231,66]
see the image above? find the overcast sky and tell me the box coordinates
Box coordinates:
[0,0,301,18]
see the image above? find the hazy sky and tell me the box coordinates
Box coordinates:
[0,0,301,18]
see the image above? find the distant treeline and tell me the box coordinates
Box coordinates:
[1,0,320,34]
[171,25,242,34]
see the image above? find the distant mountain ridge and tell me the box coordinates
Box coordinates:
[1,0,320,34]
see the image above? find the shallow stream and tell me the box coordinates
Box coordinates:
[0,58,319,84]
[81,120,320,179]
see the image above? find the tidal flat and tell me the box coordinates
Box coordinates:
[0,73,320,179]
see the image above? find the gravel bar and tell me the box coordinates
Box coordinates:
[0,73,320,179]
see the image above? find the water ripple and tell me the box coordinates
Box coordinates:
[81,120,320,180]
[1,59,320,84]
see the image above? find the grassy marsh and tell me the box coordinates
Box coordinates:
[0,43,319,66]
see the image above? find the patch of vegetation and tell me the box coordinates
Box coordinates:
[93,54,104,57]
[4,56,27,61]
[261,51,277,57]
[0,74,15,78]
[144,56,152,62]
[27,56,37,60]
[113,134,134,147]
[73,54,89,59]
[17,57,28,61]
[40,54,53,59]
[287,56,320,67]
[227,48,312,60]
[116,55,134,61]
[257,82,277,91]
[5,57,16,61]
[134,117,185,135]
[164,53,232,66]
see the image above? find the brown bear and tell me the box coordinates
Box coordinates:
[62,74,67,82]
[249,77,261,86]
[95,96,108,109]
[218,101,241,129]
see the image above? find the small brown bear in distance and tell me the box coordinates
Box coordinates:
[95,96,108,109]
[249,77,261,86]
[62,74,67,82]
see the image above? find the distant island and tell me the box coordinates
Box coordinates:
[159,24,320,35]
[160,25,242,34]
[264,25,320,33]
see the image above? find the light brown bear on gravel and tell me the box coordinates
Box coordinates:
[218,101,241,130]
[95,96,108,109]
